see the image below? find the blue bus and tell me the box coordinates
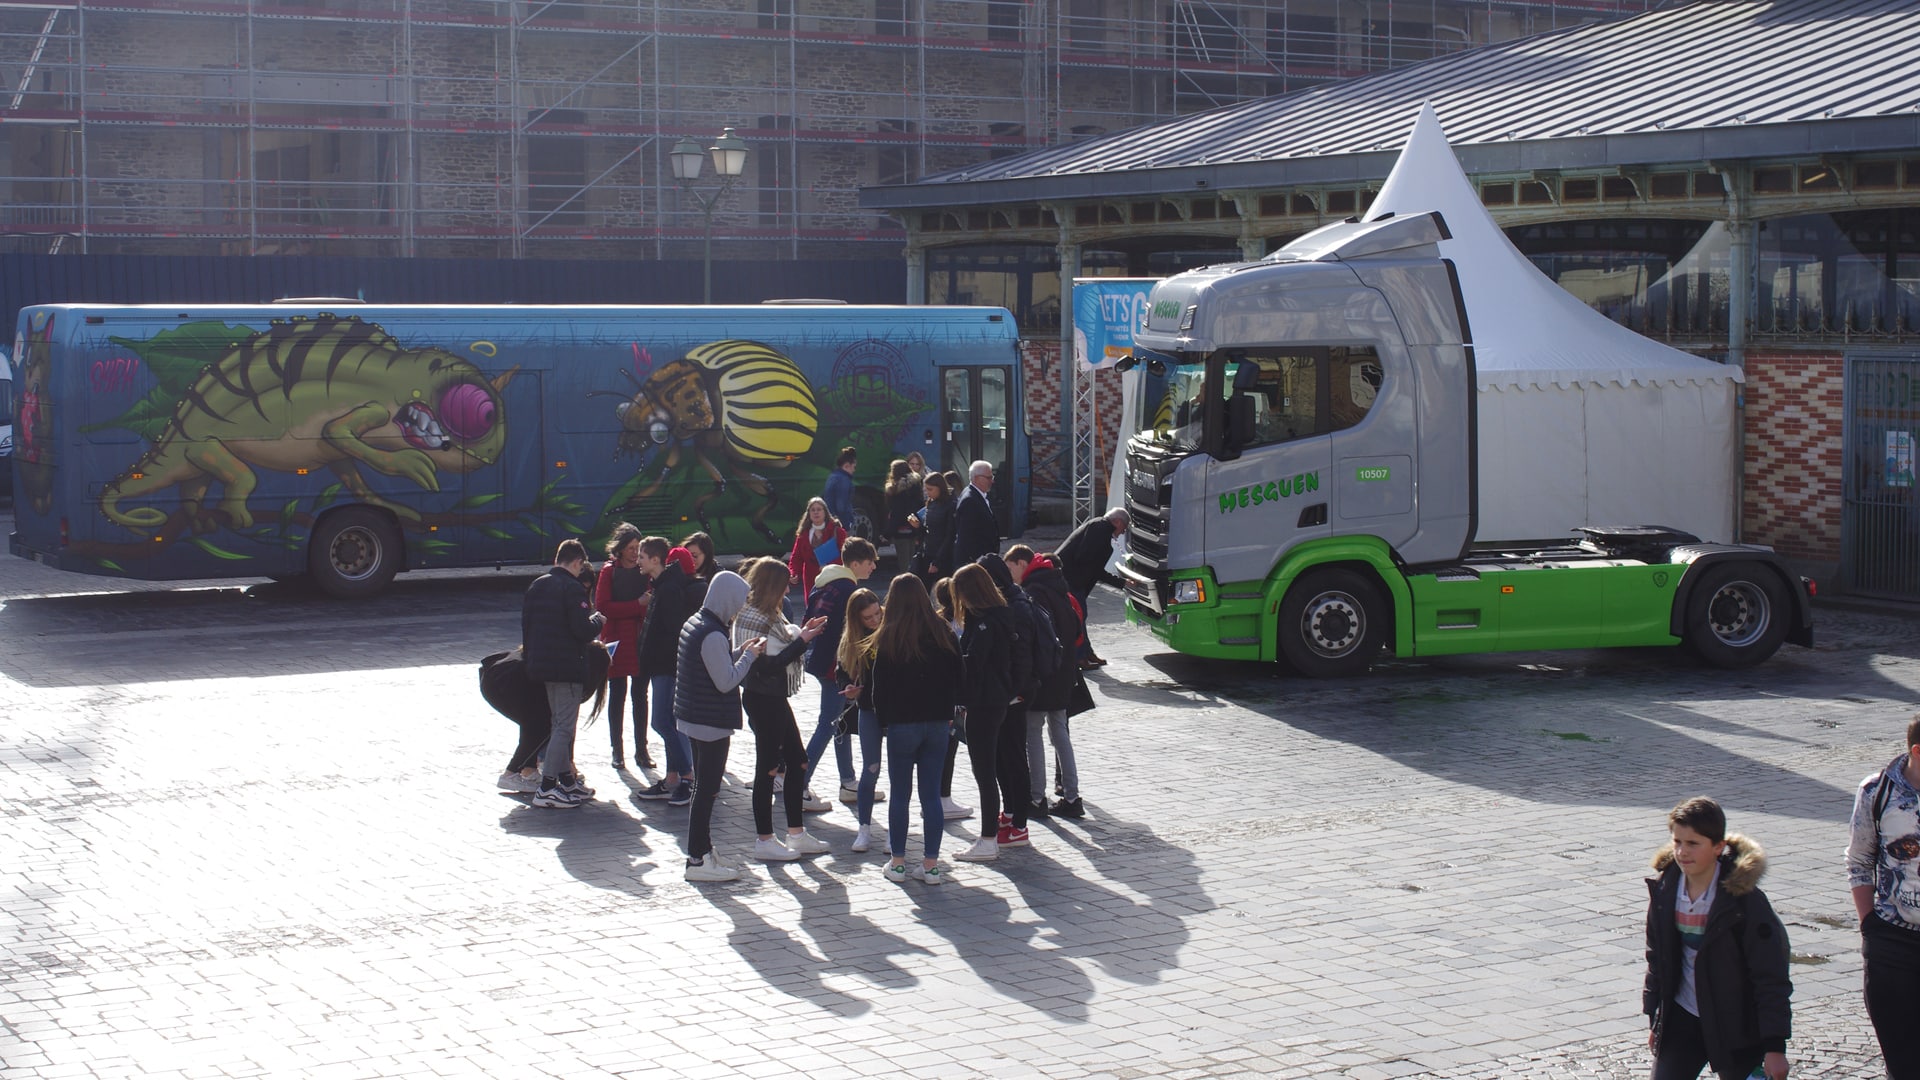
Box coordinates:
[10,302,1025,595]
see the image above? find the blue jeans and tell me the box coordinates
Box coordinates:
[801,678,855,791]
[649,675,693,777]
[856,708,881,826]
[885,721,949,859]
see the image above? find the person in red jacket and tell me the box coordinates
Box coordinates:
[787,496,849,599]
[594,524,654,771]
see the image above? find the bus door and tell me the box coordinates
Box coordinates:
[939,365,1014,535]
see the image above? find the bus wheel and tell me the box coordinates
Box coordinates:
[309,508,401,599]
[1684,563,1789,669]
[850,491,884,541]
[1278,568,1386,678]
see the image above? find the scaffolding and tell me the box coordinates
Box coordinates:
[0,0,1651,258]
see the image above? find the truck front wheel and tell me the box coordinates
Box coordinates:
[309,508,402,599]
[1278,568,1387,677]
[1683,562,1790,669]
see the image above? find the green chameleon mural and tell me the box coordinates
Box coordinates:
[92,315,514,534]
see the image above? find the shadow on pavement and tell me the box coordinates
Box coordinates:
[704,861,932,1018]
[0,570,536,687]
[1134,638,1878,821]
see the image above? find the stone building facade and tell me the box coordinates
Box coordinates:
[0,0,1647,261]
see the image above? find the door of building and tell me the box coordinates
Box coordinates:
[1843,352,1920,599]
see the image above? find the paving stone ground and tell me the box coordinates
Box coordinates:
[1,512,1915,1077]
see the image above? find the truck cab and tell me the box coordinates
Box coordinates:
[1122,213,1473,642]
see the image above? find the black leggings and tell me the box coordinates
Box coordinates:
[744,691,807,836]
[686,735,731,862]
[606,676,647,759]
[507,713,550,774]
[965,702,1006,838]
[942,729,960,798]
[998,705,1029,829]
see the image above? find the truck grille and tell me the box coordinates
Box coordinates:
[1122,444,1175,615]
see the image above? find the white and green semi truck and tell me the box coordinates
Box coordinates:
[1118,211,1813,676]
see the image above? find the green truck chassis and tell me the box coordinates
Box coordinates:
[1125,532,1814,676]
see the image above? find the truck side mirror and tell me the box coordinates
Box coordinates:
[1222,394,1256,461]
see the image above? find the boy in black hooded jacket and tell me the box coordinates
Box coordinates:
[1643,796,1791,1080]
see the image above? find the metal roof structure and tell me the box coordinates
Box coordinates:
[862,0,1920,212]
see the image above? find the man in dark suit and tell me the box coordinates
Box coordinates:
[951,459,1000,568]
[1055,508,1129,667]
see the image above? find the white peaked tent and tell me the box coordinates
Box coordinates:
[1365,104,1742,544]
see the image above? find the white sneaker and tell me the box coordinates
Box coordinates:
[496,771,538,793]
[801,789,832,812]
[784,831,831,855]
[753,837,800,862]
[838,782,859,804]
[884,860,911,884]
[941,797,974,820]
[684,857,739,882]
[772,774,785,794]
[953,837,998,862]
[850,825,872,853]
[918,862,947,885]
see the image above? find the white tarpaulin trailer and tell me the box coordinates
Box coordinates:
[1366,104,1742,544]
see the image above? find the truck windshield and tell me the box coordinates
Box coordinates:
[1137,349,1207,453]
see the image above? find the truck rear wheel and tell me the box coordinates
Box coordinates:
[309,508,402,599]
[1683,562,1790,669]
[1278,568,1386,678]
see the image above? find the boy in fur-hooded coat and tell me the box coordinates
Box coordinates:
[1643,829,1792,1079]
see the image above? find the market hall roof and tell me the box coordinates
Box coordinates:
[860,0,1920,213]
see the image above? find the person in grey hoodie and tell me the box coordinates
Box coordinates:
[673,570,766,883]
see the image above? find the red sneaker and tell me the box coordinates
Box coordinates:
[998,811,1013,829]
[996,826,1030,848]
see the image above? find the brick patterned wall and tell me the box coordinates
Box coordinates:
[1742,348,1843,562]
[1020,338,1125,504]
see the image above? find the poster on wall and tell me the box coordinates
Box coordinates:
[1072,279,1154,370]
[1889,430,1915,488]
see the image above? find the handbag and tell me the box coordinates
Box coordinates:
[1066,674,1096,717]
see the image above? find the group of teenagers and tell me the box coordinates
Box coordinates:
[1640,713,1920,1080]
[493,457,1131,887]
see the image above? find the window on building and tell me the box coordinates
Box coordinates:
[1171,1,1238,63]
[988,121,1025,161]
[1269,12,1338,66]
[987,0,1021,41]
[1756,208,1920,335]
[254,142,313,225]
[527,109,587,226]
[756,115,793,223]
[1507,218,1721,337]
[1066,0,1104,47]
[876,120,915,186]
[759,0,792,31]
[874,0,906,36]
[927,243,1061,332]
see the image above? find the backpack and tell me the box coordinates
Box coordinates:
[1006,589,1061,699]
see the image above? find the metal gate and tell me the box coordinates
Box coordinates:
[1844,353,1920,599]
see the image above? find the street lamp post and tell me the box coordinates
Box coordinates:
[670,127,749,304]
